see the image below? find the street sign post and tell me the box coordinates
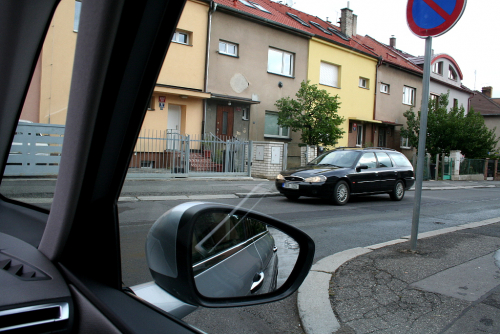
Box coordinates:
[407,0,466,251]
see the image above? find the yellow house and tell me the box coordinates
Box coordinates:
[308,36,379,148]
[22,0,210,139]
[145,0,210,139]
[269,4,380,148]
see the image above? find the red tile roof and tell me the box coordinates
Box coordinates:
[354,35,423,74]
[214,0,379,59]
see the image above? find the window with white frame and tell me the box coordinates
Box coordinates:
[73,0,82,32]
[433,61,443,75]
[219,41,238,56]
[359,77,369,89]
[268,48,294,77]
[380,83,390,94]
[403,86,416,106]
[265,112,289,138]
[400,137,410,149]
[448,66,458,80]
[319,62,339,88]
[172,31,189,45]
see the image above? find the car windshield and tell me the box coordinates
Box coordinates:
[307,150,360,168]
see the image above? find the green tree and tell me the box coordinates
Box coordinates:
[400,92,498,158]
[274,80,345,146]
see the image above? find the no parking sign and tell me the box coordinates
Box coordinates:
[407,0,466,37]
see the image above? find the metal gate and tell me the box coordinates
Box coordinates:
[128,131,252,178]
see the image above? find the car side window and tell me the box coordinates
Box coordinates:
[192,212,248,264]
[388,152,412,167]
[375,152,393,168]
[358,153,377,169]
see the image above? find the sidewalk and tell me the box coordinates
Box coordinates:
[298,218,500,334]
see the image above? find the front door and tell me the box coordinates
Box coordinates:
[378,127,386,147]
[216,105,234,139]
[167,105,181,150]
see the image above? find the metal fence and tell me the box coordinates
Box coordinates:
[459,159,485,175]
[5,123,64,176]
[128,131,252,177]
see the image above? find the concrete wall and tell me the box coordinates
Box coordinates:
[307,38,378,147]
[207,10,308,143]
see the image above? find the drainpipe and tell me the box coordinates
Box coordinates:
[372,56,382,146]
[203,1,216,138]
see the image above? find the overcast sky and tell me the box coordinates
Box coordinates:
[285,0,500,98]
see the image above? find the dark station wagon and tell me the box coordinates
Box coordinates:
[276,148,415,205]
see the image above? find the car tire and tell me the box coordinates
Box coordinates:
[390,180,405,201]
[332,180,349,205]
[285,194,300,201]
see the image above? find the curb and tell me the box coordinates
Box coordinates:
[297,217,500,334]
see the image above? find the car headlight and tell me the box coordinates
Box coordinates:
[304,175,327,183]
[276,174,284,180]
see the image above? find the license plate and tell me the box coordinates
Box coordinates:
[283,183,299,190]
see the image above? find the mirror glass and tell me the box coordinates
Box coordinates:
[191,211,299,298]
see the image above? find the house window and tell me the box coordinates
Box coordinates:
[400,137,411,149]
[359,77,369,89]
[219,41,238,56]
[380,83,390,94]
[403,86,416,106]
[73,1,82,32]
[268,48,294,77]
[319,62,339,88]
[453,98,458,109]
[249,1,271,13]
[430,93,440,106]
[265,112,289,138]
[242,108,249,121]
[433,61,443,75]
[356,124,363,147]
[449,66,458,81]
[172,31,190,45]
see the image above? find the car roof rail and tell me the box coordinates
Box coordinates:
[364,147,397,151]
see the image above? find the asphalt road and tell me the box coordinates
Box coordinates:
[117,187,500,334]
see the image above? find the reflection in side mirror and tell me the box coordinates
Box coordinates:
[192,212,299,298]
[145,202,314,309]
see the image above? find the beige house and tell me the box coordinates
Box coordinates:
[206,1,310,145]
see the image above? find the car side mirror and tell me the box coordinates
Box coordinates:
[145,202,315,308]
[356,164,369,172]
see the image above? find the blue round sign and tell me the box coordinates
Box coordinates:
[407,0,466,37]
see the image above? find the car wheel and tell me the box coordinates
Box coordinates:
[285,194,300,201]
[332,180,349,205]
[390,180,405,201]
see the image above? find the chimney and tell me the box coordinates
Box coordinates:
[390,35,396,48]
[482,86,492,98]
[340,7,354,37]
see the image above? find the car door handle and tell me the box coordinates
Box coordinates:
[251,272,264,293]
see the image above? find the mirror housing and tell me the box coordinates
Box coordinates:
[356,165,369,172]
[145,202,315,308]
